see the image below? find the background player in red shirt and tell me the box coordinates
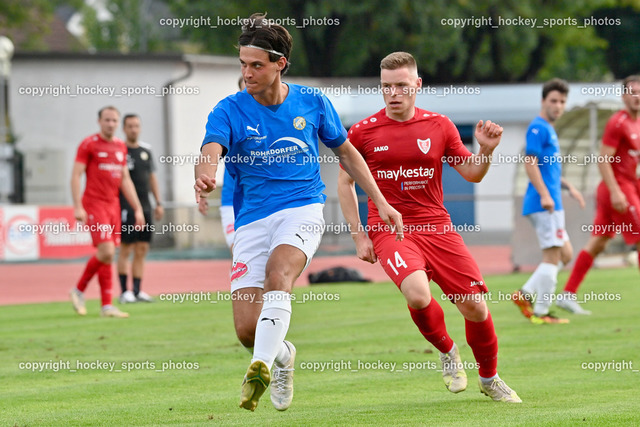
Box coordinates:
[561,75,640,310]
[338,52,521,403]
[70,106,145,318]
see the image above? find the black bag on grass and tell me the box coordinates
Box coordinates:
[308,267,371,284]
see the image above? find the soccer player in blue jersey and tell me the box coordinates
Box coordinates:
[512,78,585,324]
[218,168,237,250]
[194,13,403,412]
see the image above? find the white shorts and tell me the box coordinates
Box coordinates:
[527,210,569,250]
[219,205,236,248]
[230,203,325,293]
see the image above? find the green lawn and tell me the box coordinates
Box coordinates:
[1,268,639,426]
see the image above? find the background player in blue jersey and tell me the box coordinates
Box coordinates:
[199,77,243,251]
[193,13,402,412]
[218,168,236,250]
[220,78,244,251]
[513,78,585,324]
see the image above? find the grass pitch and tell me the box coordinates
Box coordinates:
[1,267,639,426]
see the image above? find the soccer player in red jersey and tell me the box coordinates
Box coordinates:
[338,52,521,402]
[70,106,145,318]
[560,75,640,311]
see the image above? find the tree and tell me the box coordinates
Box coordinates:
[0,0,84,51]
[80,0,180,53]
[592,6,640,79]
[171,0,635,82]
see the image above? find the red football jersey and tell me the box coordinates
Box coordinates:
[75,133,127,204]
[348,108,472,231]
[602,110,640,183]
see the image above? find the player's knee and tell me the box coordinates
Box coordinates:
[98,253,114,264]
[264,269,290,291]
[97,246,115,263]
[134,244,149,258]
[235,325,255,348]
[406,292,431,309]
[457,299,487,322]
[118,245,132,258]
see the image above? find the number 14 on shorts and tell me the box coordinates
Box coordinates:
[387,251,408,275]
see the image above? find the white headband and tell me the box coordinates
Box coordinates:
[241,44,285,57]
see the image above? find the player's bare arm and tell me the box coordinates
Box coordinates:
[453,120,502,183]
[149,172,164,220]
[194,143,223,211]
[333,140,404,241]
[598,144,627,213]
[337,168,377,263]
[71,161,88,223]
[120,166,146,228]
[560,177,585,209]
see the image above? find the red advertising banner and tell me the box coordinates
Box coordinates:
[38,207,94,259]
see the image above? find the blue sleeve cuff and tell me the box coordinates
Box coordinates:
[322,129,347,148]
[202,135,229,156]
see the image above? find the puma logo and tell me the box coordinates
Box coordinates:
[260,317,280,325]
[295,233,307,245]
[247,124,260,135]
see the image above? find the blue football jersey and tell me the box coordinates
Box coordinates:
[202,83,347,227]
[522,116,563,215]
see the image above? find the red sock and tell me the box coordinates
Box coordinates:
[564,250,594,294]
[408,300,454,354]
[465,312,498,378]
[97,262,113,306]
[76,256,102,292]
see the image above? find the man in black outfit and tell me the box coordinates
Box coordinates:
[117,114,164,303]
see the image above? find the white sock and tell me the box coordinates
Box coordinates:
[251,291,292,369]
[274,341,292,367]
[521,264,545,296]
[441,342,455,355]
[480,374,500,383]
[533,263,558,316]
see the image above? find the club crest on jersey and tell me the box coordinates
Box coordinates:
[115,151,124,162]
[140,151,149,161]
[293,116,306,130]
[417,138,431,155]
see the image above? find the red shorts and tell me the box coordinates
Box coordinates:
[593,181,640,245]
[83,200,121,247]
[370,230,488,303]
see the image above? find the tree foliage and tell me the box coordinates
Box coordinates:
[171,0,639,82]
[0,0,83,51]
[5,0,638,82]
[81,0,180,53]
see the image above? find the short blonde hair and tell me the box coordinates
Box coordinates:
[380,52,417,71]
